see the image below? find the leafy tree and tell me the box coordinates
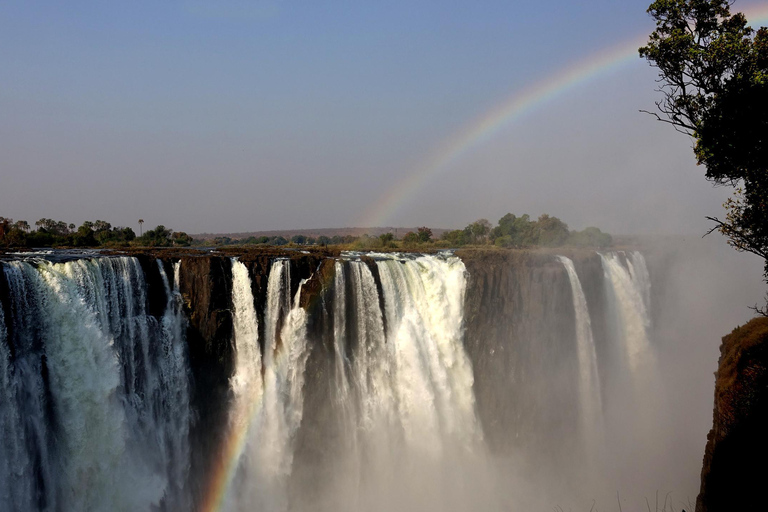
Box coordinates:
[291,235,308,245]
[639,0,768,301]
[172,231,192,246]
[379,232,395,248]
[441,229,470,246]
[470,219,491,243]
[402,231,419,244]
[535,214,569,247]
[138,225,173,246]
[568,227,612,248]
[73,223,97,247]
[417,227,433,243]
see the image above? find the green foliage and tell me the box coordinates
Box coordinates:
[402,231,419,244]
[136,225,173,247]
[0,217,141,248]
[567,227,612,248]
[172,232,192,247]
[640,0,768,283]
[441,213,612,249]
[417,227,433,243]
[535,214,569,247]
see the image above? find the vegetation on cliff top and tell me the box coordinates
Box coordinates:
[0,217,193,249]
[0,212,611,251]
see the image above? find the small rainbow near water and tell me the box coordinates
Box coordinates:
[196,6,768,512]
[359,4,768,230]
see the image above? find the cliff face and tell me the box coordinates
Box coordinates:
[696,317,768,512]
[458,249,608,465]
[175,255,234,501]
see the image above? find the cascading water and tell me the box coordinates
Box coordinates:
[0,248,669,512]
[156,260,193,510]
[306,253,492,512]
[224,259,309,512]
[557,255,604,449]
[0,256,192,511]
[600,251,655,380]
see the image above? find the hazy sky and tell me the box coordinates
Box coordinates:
[2,0,766,234]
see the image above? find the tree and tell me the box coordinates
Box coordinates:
[417,227,433,243]
[639,0,768,310]
[138,219,144,236]
[467,219,492,244]
[402,231,419,244]
[535,214,569,247]
[379,232,395,247]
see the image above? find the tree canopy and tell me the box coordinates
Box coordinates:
[639,0,768,298]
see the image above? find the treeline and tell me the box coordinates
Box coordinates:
[209,214,611,250]
[441,213,612,248]
[212,234,360,247]
[1,213,612,250]
[0,217,193,248]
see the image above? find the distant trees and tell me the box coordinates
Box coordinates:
[137,225,173,247]
[417,227,433,243]
[0,213,612,251]
[0,217,177,249]
[441,213,612,249]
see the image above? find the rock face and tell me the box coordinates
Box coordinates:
[175,255,234,502]
[458,249,608,466]
[696,317,768,512]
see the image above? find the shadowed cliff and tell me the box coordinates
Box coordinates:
[696,317,768,512]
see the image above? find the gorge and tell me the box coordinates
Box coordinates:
[0,246,743,511]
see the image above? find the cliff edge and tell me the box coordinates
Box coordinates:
[696,317,768,512]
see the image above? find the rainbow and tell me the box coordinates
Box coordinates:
[360,4,768,230]
[197,6,768,512]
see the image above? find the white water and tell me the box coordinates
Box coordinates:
[0,257,192,511]
[1,249,669,512]
[0,283,36,511]
[600,252,655,379]
[312,253,491,512]
[157,260,193,510]
[557,256,604,453]
[226,259,309,512]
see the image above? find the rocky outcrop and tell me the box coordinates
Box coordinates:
[696,317,768,512]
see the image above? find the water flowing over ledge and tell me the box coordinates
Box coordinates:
[0,248,662,511]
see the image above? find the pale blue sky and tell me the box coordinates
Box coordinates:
[1,0,765,234]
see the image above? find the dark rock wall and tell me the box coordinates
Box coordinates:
[459,249,591,464]
[176,255,234,502]
[696,317,768,512]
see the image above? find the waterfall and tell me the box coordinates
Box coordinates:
[2,261,59,511]
[0,277,37,512]
[311,252,490,512]
[557,256,604,449]
[600,251,655,378]
[375,253,481,453]
[156,260,193,510]
[225,259,309,512]
[0,248,669,511]
[0,257,192,511]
